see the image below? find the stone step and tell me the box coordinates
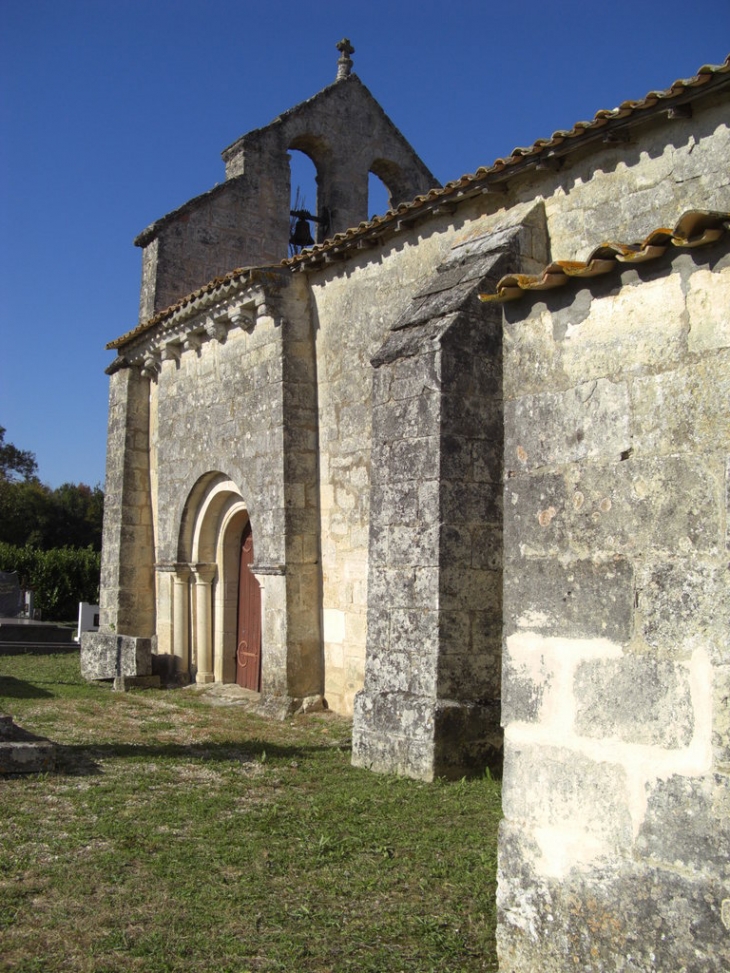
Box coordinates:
[0,621,75,644]
[0,641,79,653]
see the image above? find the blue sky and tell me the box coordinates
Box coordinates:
[1,0,728,488]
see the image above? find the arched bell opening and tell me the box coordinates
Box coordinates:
[369,157,410,212]
[368,170,391,219]
[288,141,329,255]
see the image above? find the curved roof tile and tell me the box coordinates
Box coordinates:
[109,56,729,349]
[478,211,730,303]
[284,55,730,269]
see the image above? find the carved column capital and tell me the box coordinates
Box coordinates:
[193,563,217,585]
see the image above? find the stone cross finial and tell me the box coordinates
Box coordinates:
[336,38,355,80]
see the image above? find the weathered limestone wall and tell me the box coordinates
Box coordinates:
[152,314,287,569]
[97,366,155,637]
[498,246,730,971]
[309,224,457,714]
[310,203,548,719]
[511,97,730,260]
[137,74,438,324]
[222,75,438,238]
[350,209,550,778]
[144,274,322,698]
[137,179,267,321]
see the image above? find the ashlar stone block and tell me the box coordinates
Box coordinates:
[574,656,695,748]
[505,377,631,472]
[80,632,153,680]
[503,556,634,642]
[502,744,634,858]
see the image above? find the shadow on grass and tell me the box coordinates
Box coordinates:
[52,737,351,777]
[0,675,55,699]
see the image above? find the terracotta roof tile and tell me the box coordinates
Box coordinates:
[285,55,730,269]
[108,56,729,350]
[106,265,280,350]
[478,211,730,303]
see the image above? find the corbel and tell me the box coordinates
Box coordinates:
[140,352,161,379]
[667,103,692,120]
[183,333,202,353]
[228,304,255,333]
[255,295,283,326]
[535,152,563,172]
[160,342,181,363]
[432,201,458,216]
[204,316,228,343]
[602,129,631,144]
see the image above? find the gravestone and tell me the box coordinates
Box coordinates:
[0,572,21,617]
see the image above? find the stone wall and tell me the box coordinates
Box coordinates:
[309,225,456,713]
[137,179,265,320]
[349,210,550,778]
[408,99,729,277]
[97,366,155,637]
[497,246,730,971]
[152,306,288,570]
[137,73,438,323]
[142,274,323,698]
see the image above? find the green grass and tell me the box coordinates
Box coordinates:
[0,650,501,972]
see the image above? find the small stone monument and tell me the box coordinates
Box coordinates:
[0,571,21,617]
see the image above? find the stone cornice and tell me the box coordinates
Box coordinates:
[107,265,288,352]
[111,281,284,380]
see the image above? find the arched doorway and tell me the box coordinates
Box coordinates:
[175,473,261,687]
[236,520,261,690]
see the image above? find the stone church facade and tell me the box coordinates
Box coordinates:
[85,44,730,971]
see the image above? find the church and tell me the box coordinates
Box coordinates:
[84,43,730,971]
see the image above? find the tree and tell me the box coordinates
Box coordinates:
[0,426,104,550]
[0,426,38,482]
[48,482,105,550]
[0,478,53,547]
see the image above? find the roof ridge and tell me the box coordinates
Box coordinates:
[284,54,730,269]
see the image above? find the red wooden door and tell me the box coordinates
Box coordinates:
[236,521,262,690]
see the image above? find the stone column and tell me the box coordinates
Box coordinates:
[154,563,175,658]
[173,564,192,681]
[193,564,216,684]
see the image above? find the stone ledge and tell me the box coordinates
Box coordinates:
[0,716,55,775]
[113,674,161,691]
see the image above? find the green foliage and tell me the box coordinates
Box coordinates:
[0,543,100,620]
[0,425,38,482]
[0,479,104,550]
[0,425,104,550]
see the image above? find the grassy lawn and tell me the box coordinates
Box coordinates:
[0,649,501,972]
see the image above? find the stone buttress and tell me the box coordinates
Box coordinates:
[352,207,549,780]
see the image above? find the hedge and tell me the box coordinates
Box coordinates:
[0,543,101,621]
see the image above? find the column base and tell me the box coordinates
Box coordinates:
[196,672,215,685]
[352,691,503,781]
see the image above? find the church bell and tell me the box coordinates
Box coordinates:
[290,215,315,249]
